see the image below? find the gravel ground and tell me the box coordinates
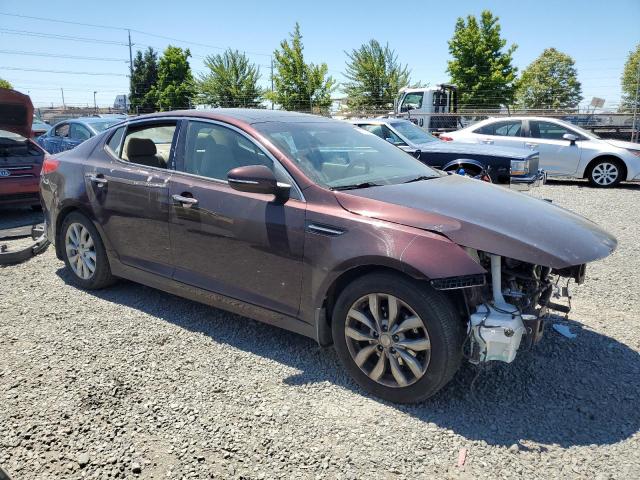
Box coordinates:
[1,180,639,479]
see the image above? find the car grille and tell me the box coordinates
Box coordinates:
[0,165,38,179]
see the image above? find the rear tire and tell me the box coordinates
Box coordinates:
[61,211,115,289]
[332,272,463,403]
[587,159,624,187]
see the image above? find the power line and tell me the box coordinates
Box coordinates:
[0,11,273,58]
[0,49,126,62]
[0,28,127,45]
[0,12,126,31]
[2,66,127,76]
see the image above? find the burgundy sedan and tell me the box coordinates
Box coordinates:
[40,109,616,402]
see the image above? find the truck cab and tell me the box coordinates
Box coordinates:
[395,84,459,133]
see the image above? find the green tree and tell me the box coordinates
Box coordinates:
[343,40,410,111]
[620,43,640,112]
[0,78,12,89]
[129,47,159,113]
[152,46,196,111]
[198,49,263,107]
[268,23,335,111]
[515,48,582,109]
[447,10,518,109]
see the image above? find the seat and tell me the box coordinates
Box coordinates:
[126,138,163,168]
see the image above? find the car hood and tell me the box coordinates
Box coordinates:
[604,139,640,151]
[415,141,533,159]
[334,174,616,269]
[0,88,34,138]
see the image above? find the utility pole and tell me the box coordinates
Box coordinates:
[127,29,134,78]
[94,91,98,112]
[270,56,274,110]
[60,88,66,109]
[631,57,640,143]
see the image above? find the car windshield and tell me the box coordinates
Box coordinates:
[391,121,439,144]
[88,120,120,132]
[254,121,440,189]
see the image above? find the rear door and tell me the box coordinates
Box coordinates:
[527,120,582,176]
[85,120,179,277]
[471,119,526,149]
[168,119,306,317]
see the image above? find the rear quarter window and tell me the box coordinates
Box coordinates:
[105,126,126,157]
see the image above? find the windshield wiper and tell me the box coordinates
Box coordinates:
[403,175,438,184]
[331,182,383,191]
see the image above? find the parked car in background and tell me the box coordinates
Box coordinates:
[444,116,640,187]
[350,118,544,189]
[36,117,121,154]
[31,117,50,137]
[0,88,46,209]
[41,109,616,403]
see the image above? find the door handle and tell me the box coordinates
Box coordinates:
[172,194,198,208]
[525,143,538,149]
[482,139,494,144]
[87,174,108,187]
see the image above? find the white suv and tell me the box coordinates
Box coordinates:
[444,117,640,187]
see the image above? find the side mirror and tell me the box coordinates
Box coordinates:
[411,149,422,160]
[227,165,290,200]
[563,133,578,144]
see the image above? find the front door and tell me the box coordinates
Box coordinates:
[169,120,306,317]
[63,123,92,151]
[527,120,581,176]
[85,121,179,277]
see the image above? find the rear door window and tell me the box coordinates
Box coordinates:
[474,120,522,137]
[120,123,178,169]
[105,126,126,156]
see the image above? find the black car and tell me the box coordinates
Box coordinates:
[351,118,545,189]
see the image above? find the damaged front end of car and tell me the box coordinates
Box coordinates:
[446,250,586,365]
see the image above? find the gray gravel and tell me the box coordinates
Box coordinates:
[1,181,639,479]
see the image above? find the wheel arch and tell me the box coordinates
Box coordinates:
[441,158,485,172]
[54,203,112,261]
[584,154,628,180]
[316,263,428,346]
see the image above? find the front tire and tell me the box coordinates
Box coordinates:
[61,211,115,289]
[587,159,624,187]
[332,273,463,403]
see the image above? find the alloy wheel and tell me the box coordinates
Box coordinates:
[344,293,431,388]
[591,162,619,186]
[65,222,97,280]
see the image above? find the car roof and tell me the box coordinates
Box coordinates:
[348,118,410,125]
[136,108,336,125]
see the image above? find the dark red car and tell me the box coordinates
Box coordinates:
[40,109,616,402]
[0,88,46,209]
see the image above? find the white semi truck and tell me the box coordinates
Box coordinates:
[394,84,459,133]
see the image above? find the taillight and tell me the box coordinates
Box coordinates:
[439,135,454,142]
[41,157,60,175]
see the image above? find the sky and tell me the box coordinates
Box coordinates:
[1,0,638,110]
